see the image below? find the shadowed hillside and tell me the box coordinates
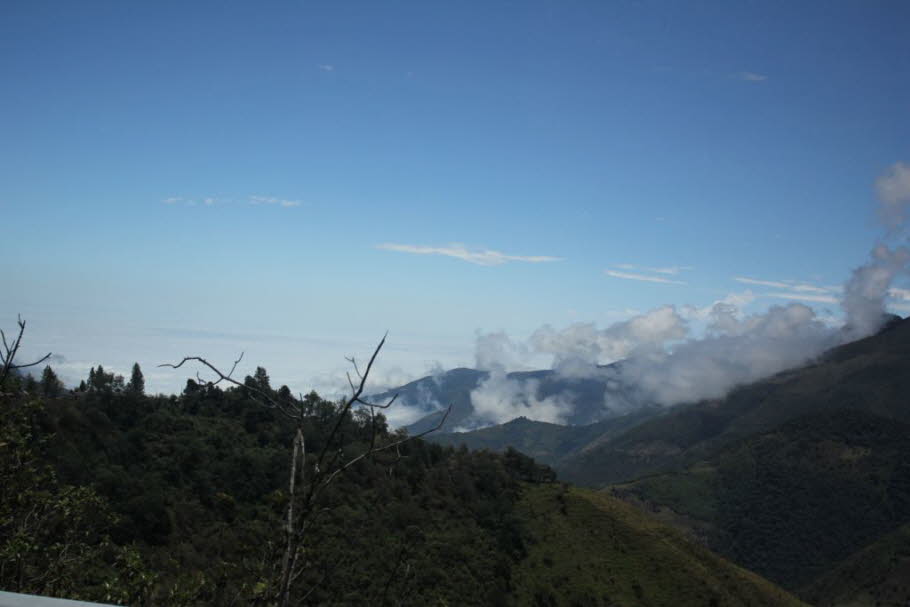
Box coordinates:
[610,408,910,594]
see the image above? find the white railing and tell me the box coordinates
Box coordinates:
[0,592,120,607]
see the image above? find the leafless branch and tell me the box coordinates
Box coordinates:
[0,315,52,388]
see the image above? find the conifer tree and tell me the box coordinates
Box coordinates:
[127,363,145,396]
[40,365,63,397]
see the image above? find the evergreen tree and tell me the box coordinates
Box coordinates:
[127,363,145,396]
[245,366,272,392]
[254,366,270,391]
[91,365,113,391]
[40,365,64,397]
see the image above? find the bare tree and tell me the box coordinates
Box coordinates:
[161,334,450,606]
[0,315,51,391]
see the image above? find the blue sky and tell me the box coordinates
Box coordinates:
[2,1,909,395]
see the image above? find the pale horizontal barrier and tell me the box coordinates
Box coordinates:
[0,592,120,607]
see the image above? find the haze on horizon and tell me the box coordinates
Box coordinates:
[2,1,909,400]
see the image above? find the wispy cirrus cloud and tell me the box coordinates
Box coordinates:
[163,195,302,208]
[162,196,220,207]
[735,71,768,82]
[734,276,834,294]
[376,243,562,266]
[604,270,687,285]
[764,292,839,304]
[249,195,302,208]
[614,263,694,276]
[733,276,841,304]
[316,64,335,72]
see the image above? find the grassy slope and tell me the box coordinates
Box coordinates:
[510,484,805,607]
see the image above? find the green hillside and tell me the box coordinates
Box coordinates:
[611,408,910,592]
[511,483,806,607]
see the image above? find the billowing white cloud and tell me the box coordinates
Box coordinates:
[469,371,575,427]
[843,244,910,337]
[377,243,563,266]
[530,305,689,373]
[618,303,834,406]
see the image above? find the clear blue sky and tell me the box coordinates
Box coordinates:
[2,1,908,394]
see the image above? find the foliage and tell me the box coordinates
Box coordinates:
[0,396,138,601]
[12,377,556,604]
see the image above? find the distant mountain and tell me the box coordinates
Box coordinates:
[429,406,663,468]
[369,363,644,434]
[609,407,910,596]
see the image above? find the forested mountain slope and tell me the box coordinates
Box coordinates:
[610,408,910,597]
[1,366,801,605]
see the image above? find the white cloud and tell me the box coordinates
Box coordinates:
[614,263,693,276]
[316,64,335,72]
[890,287,910,300]
[376,243,562,266]
[734,276,836,294]
[682,290,756,322]
[162,196,220,207]
[605,270,686,285]
[249,195,302,208]
[763,292,839,304]
[530,305,688,372]
[875,162,910,230]
[736,71,768,82]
